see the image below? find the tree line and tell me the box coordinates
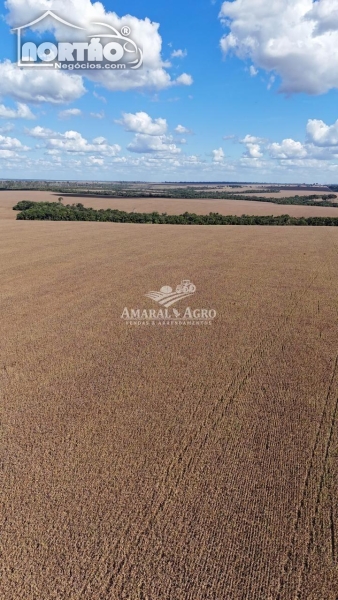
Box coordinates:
[13,200,338,226]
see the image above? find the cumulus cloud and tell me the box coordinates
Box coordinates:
[269,138,308,159]
[5,0,193,92]
[0,60,85,104]
[237,120,338,168]
[118,112,167,135]
[49,132,121,155]
[219,0,338,94]
[26,126,57,139]
[0,149,20,159]
[58,108,82,119]
[240,135,263,158]
[0,102,35,119]
[212,147,225,163]
[116,112,191,156]
[306,118,338,146]
[26,126,120,155]
[87,156,104,166]
[241,135,263,144]
[0,134,29,150]
[175,73,193,86]
[91,66,192,94]
[305,0,338,36]
[244,144,263,159]
[127,133,181,154]
[171,49,187,58]
[175,124,193,135]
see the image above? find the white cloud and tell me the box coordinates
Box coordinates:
[269,138,307,159]
[240,157,267,169]
[0,60,85,104]
[26,126,56,139]
[267,75,276,91]
[26,126,120,156]
[127,133,181,154]
[185,155,202,164]
[92,136,106,144]
[306,118,338,146]
[0,134,28,151]
[45,149,60,156]
[58,108,82,119]
[219,0,338,94]
[90,111,105,119]
[175,124,193,135]
[0,123,14,133]
[118,111,167,135]
[249,66,258,77]
[244,144,263,159]
[212,147,225,163]
[175,73,193,86]
[87,156,104,166]
[49,132,121,156]
[240,135,263,158]
[5,0,193,92]
[0,149,20,159]
[233,121,338,167]
[241,134,263,144]
[171,49,187,58]
[90,69,193,93]
[93,92,107,103]
[51,135,120,156]
[305,0,338,36]
[90,63,191,94]
[0,102,35,119]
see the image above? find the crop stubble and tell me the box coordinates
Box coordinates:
[1,220,338,599]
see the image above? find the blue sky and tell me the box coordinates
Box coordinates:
[1,0,338,182]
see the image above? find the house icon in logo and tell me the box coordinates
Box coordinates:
[12,11,85,68]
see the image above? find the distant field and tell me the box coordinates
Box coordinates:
[3,190,338,218]
[231,190,336,199]
[134,183,331,193]
[1,220,338,599]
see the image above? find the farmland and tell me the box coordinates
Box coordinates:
[1,219,338,599]
[3,189,338,218]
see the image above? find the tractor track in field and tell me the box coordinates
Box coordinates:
[294,391,338,600]
[272,242,338,600]
[293,240,338,599]
[74,273,319,599]
[271,353,338,600]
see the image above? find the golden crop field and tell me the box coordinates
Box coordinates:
[1,218,338,599]
[3,190,338,218]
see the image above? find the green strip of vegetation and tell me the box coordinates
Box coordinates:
[13,200,338,226]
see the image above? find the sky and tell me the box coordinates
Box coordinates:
[1,0,338,182]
